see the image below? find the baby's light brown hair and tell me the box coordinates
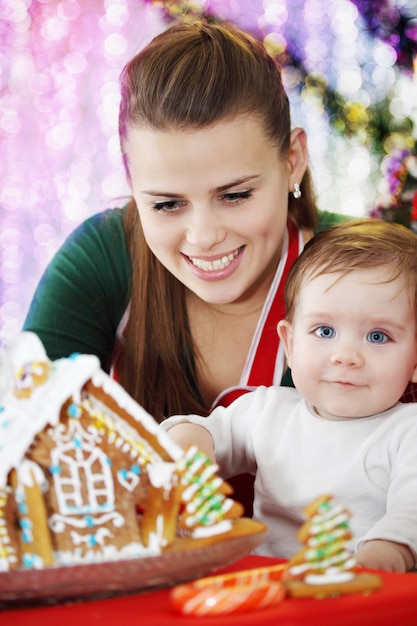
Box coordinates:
[284,218,417,323]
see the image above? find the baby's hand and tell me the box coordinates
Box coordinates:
[356,539,414,572]
[165,423,215,461]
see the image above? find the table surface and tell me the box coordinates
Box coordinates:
[3,555,417,626]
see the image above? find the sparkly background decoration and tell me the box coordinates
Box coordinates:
[1,0,416,342]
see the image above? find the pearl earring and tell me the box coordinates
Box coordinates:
[292,183,301,199]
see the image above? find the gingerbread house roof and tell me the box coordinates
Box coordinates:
[0,332,182,488]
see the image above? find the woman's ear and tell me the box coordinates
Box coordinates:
[287,127,309,191]
[277,319,294,367]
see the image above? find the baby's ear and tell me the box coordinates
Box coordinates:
[277,320,294,367]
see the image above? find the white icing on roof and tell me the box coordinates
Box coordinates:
[90,371,182,461]
[0,332,182,487]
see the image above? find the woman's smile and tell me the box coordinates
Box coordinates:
[183,246,245,281]
[185,246,243,272]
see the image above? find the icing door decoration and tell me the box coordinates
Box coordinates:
[48,411,123,548]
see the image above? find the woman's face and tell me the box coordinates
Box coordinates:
[126,116,307,307]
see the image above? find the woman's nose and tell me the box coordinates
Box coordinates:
[185,208,226,249]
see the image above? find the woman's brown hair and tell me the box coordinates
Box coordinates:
[117,18,318,421]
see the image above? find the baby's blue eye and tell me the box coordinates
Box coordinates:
[367,330,388,344]
[315,326,335,339]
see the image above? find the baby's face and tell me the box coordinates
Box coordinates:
[281,267,417,420]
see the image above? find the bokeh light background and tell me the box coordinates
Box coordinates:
[1,0,416,342]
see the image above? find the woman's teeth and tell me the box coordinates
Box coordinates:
[189,248,240,271]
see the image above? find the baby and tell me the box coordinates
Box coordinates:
[162,218,417,572]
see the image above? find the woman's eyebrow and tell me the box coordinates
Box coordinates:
[141,189,185,197]
[141,175,260,197]
[212,175,260,194]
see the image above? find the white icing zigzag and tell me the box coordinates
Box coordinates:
[176,446,235,535]
[288,495,356,585]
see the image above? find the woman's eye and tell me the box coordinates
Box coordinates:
[152,199,185,213]
[314,326,335,339]
[220,190,253,204]
[367,330,389,344]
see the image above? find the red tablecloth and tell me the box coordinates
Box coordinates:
[3,555,417,626]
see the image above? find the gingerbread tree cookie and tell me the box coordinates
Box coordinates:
[176,446,244,533]
[283,495,382,598]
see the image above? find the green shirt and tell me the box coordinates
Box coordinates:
[23,207,347,373]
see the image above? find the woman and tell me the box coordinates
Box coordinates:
[24,18,344,423]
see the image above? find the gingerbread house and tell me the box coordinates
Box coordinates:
[0,333,242,572]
